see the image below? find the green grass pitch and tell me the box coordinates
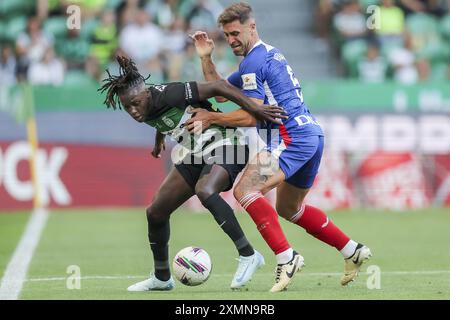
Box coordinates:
[1,208,450,300]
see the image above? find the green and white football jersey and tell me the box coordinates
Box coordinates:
[144,82,245,158]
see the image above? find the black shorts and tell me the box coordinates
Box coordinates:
[175,145,249,192]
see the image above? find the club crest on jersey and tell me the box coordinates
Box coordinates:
[241,73,257,90]
[162,116,175,127]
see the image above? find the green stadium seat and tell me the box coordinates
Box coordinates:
[341,40,368,77]
[406,13,439,35]
[4,16,27,42]
[416,37,449,63]
[63,70,98,86]
[79,18,100,40]
[105,0,122,9]
[359,0,379,10]
[430,62,449,81]
[0,21,5,42]
[406,13,443,62]
[43,17,68,39]
[0,0,35,17]
[440,14,450,40]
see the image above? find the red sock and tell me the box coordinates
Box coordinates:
[239,192,291,254]
[292,205,350,250]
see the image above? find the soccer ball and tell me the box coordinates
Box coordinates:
[172,246,212,286]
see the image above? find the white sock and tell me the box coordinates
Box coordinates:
[276,248,294,264]
[340,240,358,259]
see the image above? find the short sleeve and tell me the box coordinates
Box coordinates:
[237,59,265,100]
[159,81,211,109]
[227,71,241,88]
[158,82,188,108]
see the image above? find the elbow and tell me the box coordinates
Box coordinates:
[211,79,228,94]
[214,96,228,103]
[211,79,229,103]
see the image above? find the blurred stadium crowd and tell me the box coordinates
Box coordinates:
[0,0,239,86]
[0,0,449,87]
[317,0,450,83]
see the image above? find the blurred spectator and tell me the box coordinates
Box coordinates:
[55,28,91,69]
[60,0,107,18]
[377,0,405,49]
[357,42,388,83]
[145,0,180,30]
[117,0,146,28]
[119,10,163,65]
[180,42,203,81]
[0,46,17,86]
[16,17,54,80]
[416,57,431,81]
[333,0,367,42]
[27,47,65,85]
[186,0,222,32]
[163,17,189,81]
[163,16,188,54]
[90,10,118,68]
[399,0,450,17]
[84,55,102,81]
[316,0,335,39]
[388,35,419,84]
[213,39,239,77]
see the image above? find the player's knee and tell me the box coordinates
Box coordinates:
[146,204,168,224]
[195,184,215,204]
[276,204,292,221]
[233,183,245,202]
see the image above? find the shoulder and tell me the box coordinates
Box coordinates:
[239,41,276,73]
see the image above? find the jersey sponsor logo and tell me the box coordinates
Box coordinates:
[241,73,257,90]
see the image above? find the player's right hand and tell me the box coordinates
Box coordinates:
[189,31,215,58]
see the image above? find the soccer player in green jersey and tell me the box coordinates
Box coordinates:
[99,56,286,291]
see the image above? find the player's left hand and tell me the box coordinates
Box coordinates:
[185,108,213,134]
[151,133,166,158]
[151,141,165,158]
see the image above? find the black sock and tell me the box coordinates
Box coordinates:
[202,193,254,257]
[148,216,171,281]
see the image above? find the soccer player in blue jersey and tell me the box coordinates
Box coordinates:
[189,2,372,292]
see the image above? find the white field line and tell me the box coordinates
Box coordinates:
[0,208,49,300]
[24,270,450,283]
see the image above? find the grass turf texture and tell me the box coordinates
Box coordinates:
[1,208,449,299]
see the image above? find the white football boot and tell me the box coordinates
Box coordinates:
[270,251,304,293]
[230,250,265,290]
[341,244,372,286]
[127,274,175,291]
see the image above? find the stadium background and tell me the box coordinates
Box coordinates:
[0,0,450,300]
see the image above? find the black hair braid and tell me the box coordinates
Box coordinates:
[98,56,150,110]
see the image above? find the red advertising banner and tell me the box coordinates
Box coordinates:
[356,152,431,209]
[0,141,166,209]
[1,141,448,211]
[432,155,450,206]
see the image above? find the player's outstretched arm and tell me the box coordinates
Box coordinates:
[190,31,228,103]
[196,80,287,124]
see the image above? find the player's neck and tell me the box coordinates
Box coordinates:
[245,37,262,56]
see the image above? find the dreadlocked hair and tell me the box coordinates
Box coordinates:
[98,56,150,110]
